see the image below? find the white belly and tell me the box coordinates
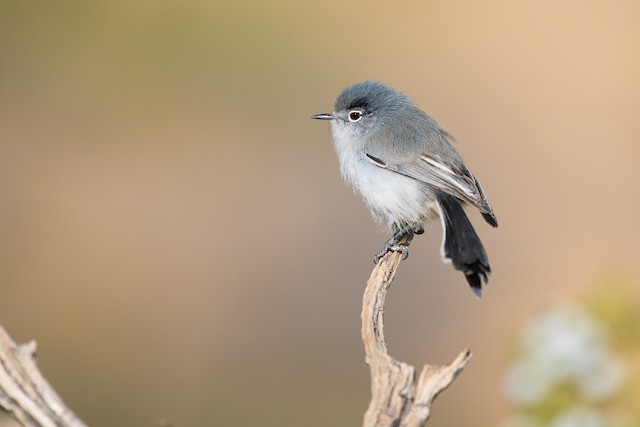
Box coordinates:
[334,136,437,228]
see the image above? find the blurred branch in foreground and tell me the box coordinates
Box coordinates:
[361,234,472,427]
[0,326,87,427]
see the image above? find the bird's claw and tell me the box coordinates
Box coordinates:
[373,243,410,264]
[389,244,409,260]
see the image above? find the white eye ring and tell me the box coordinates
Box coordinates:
[348,110,363,122]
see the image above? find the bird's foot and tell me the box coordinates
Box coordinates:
[372,226,414,264]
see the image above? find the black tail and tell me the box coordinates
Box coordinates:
[438,194,491,298]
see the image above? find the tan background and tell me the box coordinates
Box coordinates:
[1,1,639,426]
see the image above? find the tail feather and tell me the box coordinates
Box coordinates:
[482,212,498,228]
[437,194,491,298]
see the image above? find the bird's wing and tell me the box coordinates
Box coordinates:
[365,152,498,227]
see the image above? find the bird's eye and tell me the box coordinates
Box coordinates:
[348,110,363,122]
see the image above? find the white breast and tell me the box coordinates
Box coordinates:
[331,128,435,229]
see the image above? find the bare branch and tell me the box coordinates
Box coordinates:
[361,235,473,427]
[0,326,87,427]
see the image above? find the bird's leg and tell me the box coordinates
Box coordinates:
[373,225,415,264]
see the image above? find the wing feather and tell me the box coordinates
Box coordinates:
[366,151,498,227]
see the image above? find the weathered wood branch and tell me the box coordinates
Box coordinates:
[361,234,473,427]
[0,326,87,427]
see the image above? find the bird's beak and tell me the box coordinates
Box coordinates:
[311,113,335,120]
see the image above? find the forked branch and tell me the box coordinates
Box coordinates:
[361,234,472,427]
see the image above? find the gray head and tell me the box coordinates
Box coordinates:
[312,80,417,137]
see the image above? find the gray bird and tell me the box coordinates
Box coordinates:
[312,80,498,298]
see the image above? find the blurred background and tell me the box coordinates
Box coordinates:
[1,1,639,426]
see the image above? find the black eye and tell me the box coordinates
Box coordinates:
[348,110,363,122]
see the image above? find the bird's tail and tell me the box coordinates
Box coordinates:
[437,194,491,298]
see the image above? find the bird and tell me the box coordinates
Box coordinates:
[312,80,498,298]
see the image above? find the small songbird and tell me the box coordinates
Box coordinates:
[312,80,498,298]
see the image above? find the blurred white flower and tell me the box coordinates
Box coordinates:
[577,352,624,398]
[550,407,604,427]
[505,304,624,405]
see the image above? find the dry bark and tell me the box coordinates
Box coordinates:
[0,326,87,427]
[361,235,472,427]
